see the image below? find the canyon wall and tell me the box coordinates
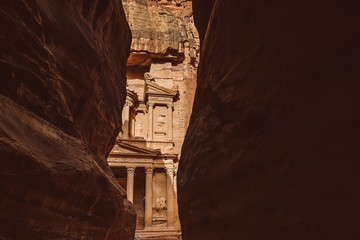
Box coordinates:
[179,1,360,240]
[0,1,135,239]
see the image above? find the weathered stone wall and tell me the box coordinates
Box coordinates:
[179,1,360,240]
[123,0,187,56]
[0,1,135,239]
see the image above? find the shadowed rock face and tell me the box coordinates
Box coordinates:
[179,1,360,240]
[0,1,135,239]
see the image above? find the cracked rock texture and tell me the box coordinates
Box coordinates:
[0,1,135,239]
[179,1,360,240]
[123,0,199,67]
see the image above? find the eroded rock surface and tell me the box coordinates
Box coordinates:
[179,1,360,240]
[123,0,199,67]
[0,1,135,239]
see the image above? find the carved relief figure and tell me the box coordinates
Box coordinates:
[136,121,143,135]
[156,114,166,129]
[155,197,167,211]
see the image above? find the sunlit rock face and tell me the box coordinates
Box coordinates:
[0,1,135,239]
[122,0,199,151]
[179,1,360,240]
[125,0,186,55]
[123,0,199,66]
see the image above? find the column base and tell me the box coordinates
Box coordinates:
[136,228,181,240]
[165,226,176,230]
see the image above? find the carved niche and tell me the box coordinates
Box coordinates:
[153,106,168,141]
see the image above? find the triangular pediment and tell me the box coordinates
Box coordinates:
[146,80,178,96]
[110,142,159,157]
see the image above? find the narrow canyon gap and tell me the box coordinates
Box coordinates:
[106,1,199,239]
[1,1,360,240]
[0,1,136,239]
[179,1,360,240]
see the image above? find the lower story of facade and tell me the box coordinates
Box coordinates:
[108,141,181,239]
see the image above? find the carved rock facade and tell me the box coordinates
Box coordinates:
[108,0,199,239]
[124,0,199,144]
[0,1,135,239]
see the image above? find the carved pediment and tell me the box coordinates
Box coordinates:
[110,142,159,157]
[146,80,178,97]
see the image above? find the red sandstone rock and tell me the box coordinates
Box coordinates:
[179,1,360,240]
[123,0,198,67]
[0,1,135,239]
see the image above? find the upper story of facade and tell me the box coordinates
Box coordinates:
[119,69,179,154]
[114,0,200,156]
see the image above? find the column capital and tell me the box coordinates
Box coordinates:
[126,166,136,173]
[125,99,134,107]
[145,166,154,174]
[167,103,173,108]
[166,167,174,175]
[147,102,155,108]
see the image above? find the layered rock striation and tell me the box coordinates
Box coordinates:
[179,1,360,240]
[0,1,135,239]
[123,0,199,67]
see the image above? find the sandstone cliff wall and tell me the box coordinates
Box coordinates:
[0,1,135,239]
[179,1,360,240]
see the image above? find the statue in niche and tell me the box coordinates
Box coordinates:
[155,114,166,129]
[155,197,167,211]
[136,121,143,135]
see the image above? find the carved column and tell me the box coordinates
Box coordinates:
[174,167,179,227]
[167,103,173,141]
[126,166,136,203]
[173,167,178,194]
[131,113,136,138]
[166,167,175,228]
[148,102,154,140]
[123,100,132,138]
[145,166,154,228]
